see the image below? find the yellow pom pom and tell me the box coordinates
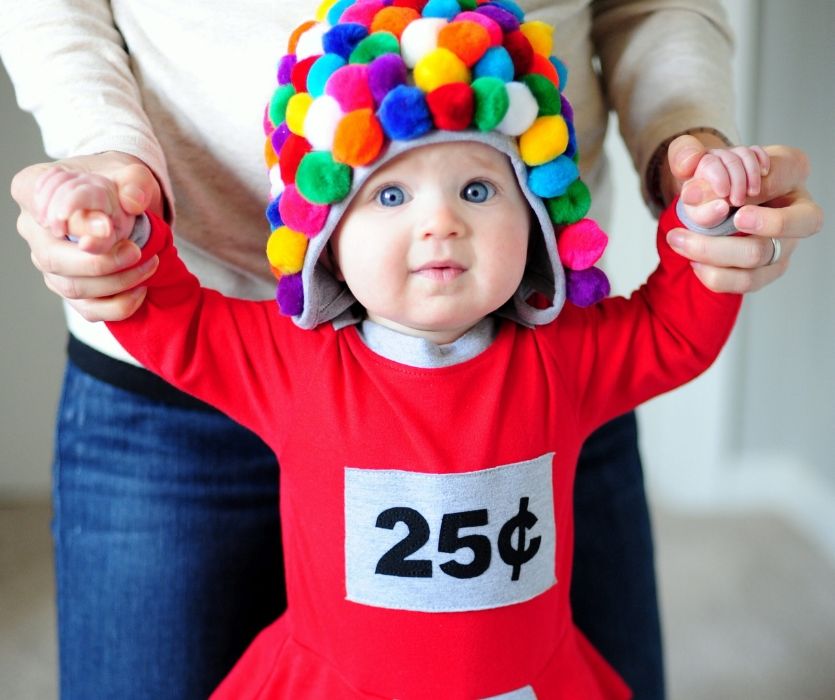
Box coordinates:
[266,226,308,274]
[413,48,470,93]
[315,0,338,21]
[520,21,553,57]
[519,115,568,166]
[285,93,314,137]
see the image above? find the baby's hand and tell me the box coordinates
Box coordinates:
[680,145,770,229]
[33,167,137,254]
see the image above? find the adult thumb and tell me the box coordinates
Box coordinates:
[667,134,707,181]
[113,163,163,217]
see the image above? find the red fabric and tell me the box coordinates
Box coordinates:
[110,201,740,699]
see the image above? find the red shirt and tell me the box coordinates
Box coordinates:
[108,203,740,699]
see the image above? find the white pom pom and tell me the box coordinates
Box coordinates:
[303,95,344,150]
[269,165,286,199]
[295,22,329,60]
[496,82,539,136]
[400,18,447,68]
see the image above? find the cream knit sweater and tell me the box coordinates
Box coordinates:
[1,0,738,362]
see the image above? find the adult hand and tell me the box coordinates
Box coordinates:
[661,134,823,294]
[11,152,163,321]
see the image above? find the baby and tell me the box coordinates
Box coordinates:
[33,4,767,699]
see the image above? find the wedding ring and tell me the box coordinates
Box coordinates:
[767,238,782,266]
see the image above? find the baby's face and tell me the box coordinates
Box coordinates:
[330,141,530,344]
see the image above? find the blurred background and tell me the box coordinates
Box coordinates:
[1,0,833,698]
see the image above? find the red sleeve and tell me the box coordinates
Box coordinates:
[551,199,743,435]
[106,213,296,443]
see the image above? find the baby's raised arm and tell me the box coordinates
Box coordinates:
[33,167,137,254]
[679,145,771,229]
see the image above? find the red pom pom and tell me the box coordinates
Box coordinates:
[291,55,320,93]
[426,83,474,131]
[392,0,428,11]
[528,53,559,86]
[279,134,312,184]
[503,30,533,78]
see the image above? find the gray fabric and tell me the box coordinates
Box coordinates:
[675,198,738,236]
[295,130,565,331]
[359,318,497,368]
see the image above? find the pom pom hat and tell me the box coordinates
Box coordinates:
[264,0,610,329]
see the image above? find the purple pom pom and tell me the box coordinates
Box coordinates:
[277,273,304,316]
[278,54,297,85]
[368,53,408,106]
[565,267,610,307]
[377,85,433,140]
[560,94,573,124]
[271,122,291,154]
[475,5,520,33]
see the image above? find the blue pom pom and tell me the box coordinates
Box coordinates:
[473,46,515,82]
[323,22,368,61]
[527,155,579,198]
[550,56,568,92]
[327,0,356,25]
[266,196,283,228]
[422,0,462,20]
[307,53,347,97]
[489,0,524,21]
[378,85,433,140]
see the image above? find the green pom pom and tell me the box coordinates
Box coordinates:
[269,84,297,126]
[471,77,509,132]
[545,179,591,225]
[458,0,477,8]
[521,74,561,117]
[349,32,399,64]
[296,151,352,204]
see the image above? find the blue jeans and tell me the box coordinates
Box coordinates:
[53,362,663,699]
[53,361,284,699]
[572,411,666,699]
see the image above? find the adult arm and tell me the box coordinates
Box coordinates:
[2,0,172,319]
[590,0,823,292]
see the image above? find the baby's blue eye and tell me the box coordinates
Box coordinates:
[378,186,406,207]
[461,181,495,203]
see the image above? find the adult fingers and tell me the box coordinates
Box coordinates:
[734,189,824,239]
[59,287,150,323]
[41,255,158,303]
[20,210,142,278]
[667,134,709,181]
[667,226,798,293]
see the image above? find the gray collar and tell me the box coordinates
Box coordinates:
[358,317,497,368]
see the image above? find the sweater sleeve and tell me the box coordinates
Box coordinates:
[105,213,296,444]
[590,0,740,203]
[0,0,174,211]
[552,200,743,436]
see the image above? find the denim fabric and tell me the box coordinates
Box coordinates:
[571,412,666,700]
[52,361,286,700]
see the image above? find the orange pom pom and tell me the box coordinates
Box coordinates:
[333,109,385,166]
[288,20,317,53]
[438,21,490,67]
[371,6,421,39]
[264,136,278,169]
